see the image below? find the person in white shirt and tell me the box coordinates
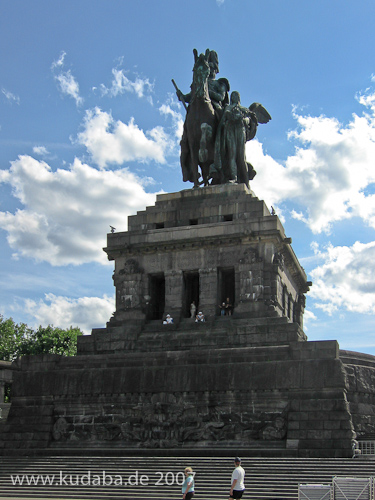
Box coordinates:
[163,314,174,324]
[229,457,245,499]
[195,311,205,322]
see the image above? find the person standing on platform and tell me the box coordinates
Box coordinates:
[229,457,245,499]
[190,301,197,319]
[219,301,226,316]
[182,466,195,500]
[225,297,233,316]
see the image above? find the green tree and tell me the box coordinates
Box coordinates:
[0,315,33,362]
[0,315,83,361]
[4,383,11,403]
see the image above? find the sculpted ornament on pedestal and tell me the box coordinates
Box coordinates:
[52,401,287,447]
[173,48,271,188]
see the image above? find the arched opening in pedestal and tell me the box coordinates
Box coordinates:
[148,274,165,320]
[183,271,199,318]
[218,267,235,315]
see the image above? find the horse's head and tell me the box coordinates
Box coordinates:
[192,51,211,100]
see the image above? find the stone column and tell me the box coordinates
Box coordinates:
[294,294,305,328]
[236,262,264,314]
[198,268,217,317]
[164,270,183,320]
[113,258,146,321]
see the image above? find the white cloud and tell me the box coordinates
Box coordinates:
[100,68,154,101]
[357,86,375,113]
[33,146,50,157]
[0,155,159,265]
[54,71,83,106]
[25,293,114,334]
[1,88,20,105]
[159,100,184,140]
[77,107,172,168]
[51,51,66,69]
[51,52,83,106]
[249,84,375,234]
[308,241,375,315]
[302,309,317,331]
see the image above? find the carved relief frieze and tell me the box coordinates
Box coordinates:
[119,258,143,275]
[239,270,264,302]
[52,394,288,447]
[239,247,262,264]
[272,251,285,268]
[238,247,264,302]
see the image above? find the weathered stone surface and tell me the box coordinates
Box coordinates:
[2,186,375,458]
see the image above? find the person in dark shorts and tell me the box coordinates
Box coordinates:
[182,466,195,499]
[229,457,245,499]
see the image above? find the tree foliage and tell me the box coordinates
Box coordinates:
[0,315,83,361]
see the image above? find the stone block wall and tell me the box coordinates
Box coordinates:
[0,340,356,457]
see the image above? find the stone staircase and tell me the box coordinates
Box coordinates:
[0,456,373,500]
[79,315,307,355]
[137,316,298,353]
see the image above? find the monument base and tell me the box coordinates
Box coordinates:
[0,321,357,458]
[1,186,374,457]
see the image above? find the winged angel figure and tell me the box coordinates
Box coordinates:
[209,91,271,187]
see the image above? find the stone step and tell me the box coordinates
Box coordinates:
[132,315,302,353]
[0,456,373,500]
[78,316,302,356]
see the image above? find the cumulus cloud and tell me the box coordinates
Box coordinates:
[100,68,154,101]
[0,155,159,265]
[25,293,114,334]
[76,107,172,168]
[1,88,20,105]
[249,84,375,234]
[51,51,83,106]
[308,241,375,315]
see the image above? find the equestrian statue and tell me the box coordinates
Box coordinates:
[173,48,271,188]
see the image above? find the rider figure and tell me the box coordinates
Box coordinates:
[177,50,230,119]
[177,50,230,184]
[206,50,230,120]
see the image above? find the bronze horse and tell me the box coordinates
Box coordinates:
[180,50,217,188]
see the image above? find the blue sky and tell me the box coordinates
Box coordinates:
[1,0,375,354]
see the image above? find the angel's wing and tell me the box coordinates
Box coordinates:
[249,102,272,124]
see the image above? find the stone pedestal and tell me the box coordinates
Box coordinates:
[103,184,310,330]
[1,185,374,458]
